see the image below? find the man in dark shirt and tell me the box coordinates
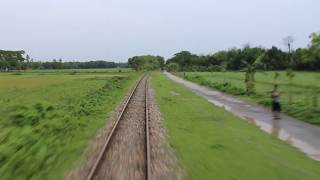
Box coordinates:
[272,84,281,119]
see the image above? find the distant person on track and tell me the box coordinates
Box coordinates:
[271,84,281,119]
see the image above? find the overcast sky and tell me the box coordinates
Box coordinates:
[1,0,319,61]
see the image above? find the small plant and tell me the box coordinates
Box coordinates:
[286,69,295,80]
[286,69,295,103]
[245,64,255,95]
[243,53,266,95]
[312,94,318,108]
[274,72,280,82]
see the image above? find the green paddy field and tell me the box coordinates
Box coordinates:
[1,70,320,180]
[0,69,138,179]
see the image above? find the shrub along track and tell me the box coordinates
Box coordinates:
[86,75,151,180]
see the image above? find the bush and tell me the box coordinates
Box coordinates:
[208,65,225,72]
[166,63,180,72]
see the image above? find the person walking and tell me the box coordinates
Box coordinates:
[271,84,281,119]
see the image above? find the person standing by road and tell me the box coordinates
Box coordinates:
[272,84,281,119]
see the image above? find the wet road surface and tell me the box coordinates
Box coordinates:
[164,71,320,161]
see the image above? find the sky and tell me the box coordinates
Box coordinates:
[1,0,319,62]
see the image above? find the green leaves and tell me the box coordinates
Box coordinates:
[128,55,163,71]
[0,50,25,70]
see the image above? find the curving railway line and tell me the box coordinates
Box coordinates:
[86,75,151,180]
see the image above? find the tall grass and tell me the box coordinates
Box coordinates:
[0,71,138,179]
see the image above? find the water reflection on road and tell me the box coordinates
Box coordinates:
[165,72,320,161]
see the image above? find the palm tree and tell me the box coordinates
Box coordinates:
[243,53,265,95]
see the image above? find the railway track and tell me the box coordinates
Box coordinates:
[86,75,151,180]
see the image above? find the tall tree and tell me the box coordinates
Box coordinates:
[0,50,25,70]
[283,36,295,66]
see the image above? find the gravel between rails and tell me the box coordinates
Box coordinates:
[94,76,148,179]
[67,75,183,180]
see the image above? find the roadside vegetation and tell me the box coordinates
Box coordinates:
[151,72,320,180]
[177,71,320,124]
[0,69,139,179]
[164,32,320,124]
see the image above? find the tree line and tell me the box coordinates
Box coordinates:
[29,60,127,69]
[166,32,320,72]
[0,51,127,71]
[2,32,319,72]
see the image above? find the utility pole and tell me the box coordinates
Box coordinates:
[283,36,294,64]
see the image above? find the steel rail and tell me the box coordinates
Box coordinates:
[86,75,150,180]
[145,76,151,180]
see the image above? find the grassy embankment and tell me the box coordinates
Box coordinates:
[151,72,320,180]
[0,69,139,179]
[176,71,320,124]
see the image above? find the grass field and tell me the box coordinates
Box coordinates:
[0,69,139,179]
[151,72,320,180]
[176,71,320,124]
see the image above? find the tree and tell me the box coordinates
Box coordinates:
[283,36,295,54]
[128,55,163,71]
[166,63,179,72]
[244,63,256,95]
[283,36,295,67]
[24,54,31,69]
[172,51,193,76]
[302,32,320,69]
[0,50,25,70]
[262,46,288,70]
[243,49,265,95]
[156,56,165,70]
[289,33,320,70]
